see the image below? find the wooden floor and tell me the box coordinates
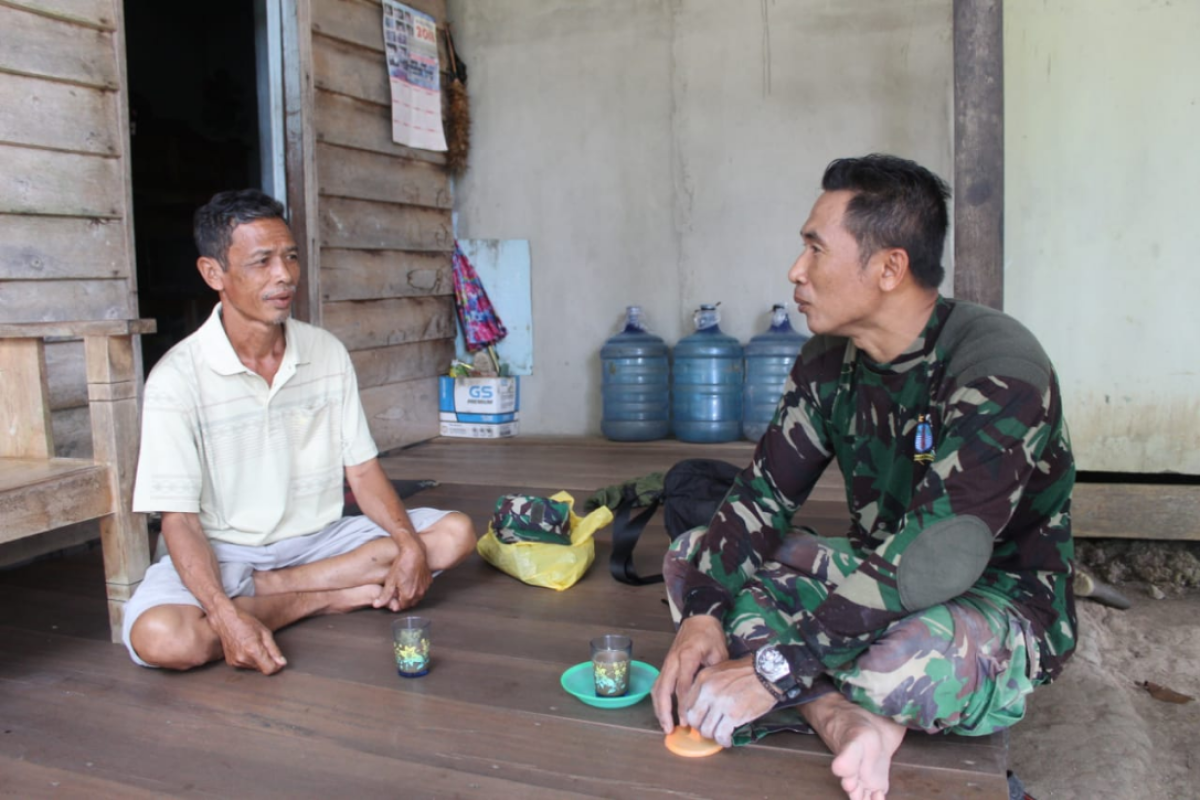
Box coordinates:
[0,436,1009,799]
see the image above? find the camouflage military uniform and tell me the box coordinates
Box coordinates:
[667,296,1076,739]
[492,494,573,544]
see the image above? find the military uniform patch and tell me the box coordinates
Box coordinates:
[914,413,935,463]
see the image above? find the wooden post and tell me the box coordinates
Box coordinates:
[953,0,1004,309]
[283,0,321,327]
[0,338,53,459]
[85,333,151,641]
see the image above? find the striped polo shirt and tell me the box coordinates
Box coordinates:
[132,304,378,547]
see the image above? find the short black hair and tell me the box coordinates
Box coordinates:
[193,189,286,269]
[821,154,951,289]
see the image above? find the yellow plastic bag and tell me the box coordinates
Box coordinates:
[476,491,613,591]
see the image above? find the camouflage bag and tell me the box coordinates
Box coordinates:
[476,491,613,590]
[492,494,573,545]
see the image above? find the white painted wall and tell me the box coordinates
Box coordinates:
[449,0,953,435]
[1006,0,1200,474]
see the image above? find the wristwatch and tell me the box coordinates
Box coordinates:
[754,644,801,701]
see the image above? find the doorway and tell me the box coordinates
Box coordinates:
[125,0,284,371]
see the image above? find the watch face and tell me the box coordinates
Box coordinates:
[756,647,790,682]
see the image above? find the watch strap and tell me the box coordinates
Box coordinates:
[754,666,790,701]
[754,642,826,707]
[772,642,823,684]
[754,646,800,699]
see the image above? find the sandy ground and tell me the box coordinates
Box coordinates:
[1009,584,1200,800]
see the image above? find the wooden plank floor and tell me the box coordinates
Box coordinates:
[0,436,1009,799]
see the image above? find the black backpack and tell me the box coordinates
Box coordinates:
[608,458,742,586]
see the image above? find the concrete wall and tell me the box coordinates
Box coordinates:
[1005,0,1200,474]
[448,0,952,435]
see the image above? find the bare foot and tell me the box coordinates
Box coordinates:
[320,584,384,615]
[801,692,906,800]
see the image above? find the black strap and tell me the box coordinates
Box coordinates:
[608,496,664,585]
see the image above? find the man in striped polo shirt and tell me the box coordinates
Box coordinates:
[122,189,475,674]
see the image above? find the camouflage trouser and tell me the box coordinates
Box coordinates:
[664,528,1042,743]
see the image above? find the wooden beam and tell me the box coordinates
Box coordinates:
[0,5,119,88]
[284,0,322,327]
[2,0,118,31]
[323,295,455,351]
[319,196,452,251]
[359,375,441,452]
[317,143,451,209]
[1072,482,1200,541]
[314,90,446,166]
[0,215,131,281]
[312,0,446,54]
[320,248,451,302]
[953,0,1004,309]
[0,280,134,324]
[350,339,455,389]
[0,145,124,218]
[0,319,156,338]
[0,73,120,156]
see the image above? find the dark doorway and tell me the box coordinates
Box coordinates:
[125,0,263,371]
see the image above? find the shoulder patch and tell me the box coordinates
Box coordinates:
[940,302,1052,393]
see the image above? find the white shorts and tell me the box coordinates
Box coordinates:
[121,509,452,667]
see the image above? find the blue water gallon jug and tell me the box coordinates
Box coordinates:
[600,306,671,441]
[672,304,744,443]
[742,304,809,442]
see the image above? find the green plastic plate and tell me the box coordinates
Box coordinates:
[560,660,660,709]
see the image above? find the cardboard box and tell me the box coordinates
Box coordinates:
[439,420,520,439]
[438,376,520,438]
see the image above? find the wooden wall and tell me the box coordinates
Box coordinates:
[294,0,457,452]
[1,0,455,465]
[0,0,136,459]
[0,0,136,563]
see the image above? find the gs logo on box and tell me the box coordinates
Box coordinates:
[468,386,495,400]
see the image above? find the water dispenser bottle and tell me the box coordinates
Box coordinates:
[671,304,744,443]
[600,306,670,441]
[742,304,809,442]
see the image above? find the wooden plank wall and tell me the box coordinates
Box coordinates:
[0,0,136,562]
[0,0,136,459]
[305,0,457,451]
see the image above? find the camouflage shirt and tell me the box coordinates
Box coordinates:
[680,296,1077,682]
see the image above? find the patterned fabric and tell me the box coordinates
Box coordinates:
[677,296,1077,693]
[666,527,1040,739]
[452,243,507,352]
[492,494,573,544]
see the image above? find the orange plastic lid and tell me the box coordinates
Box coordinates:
[664,725,723,758]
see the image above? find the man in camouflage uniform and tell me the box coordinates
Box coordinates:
[651,155,1075,800]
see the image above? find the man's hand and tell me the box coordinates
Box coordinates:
[207,605,287,675]
[346,458,433,611]
[651,615,730,733]
[373,533,432,611]
[681,655,777,747]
